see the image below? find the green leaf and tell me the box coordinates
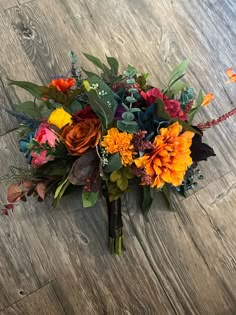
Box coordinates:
[83,53,104,70]
[106,56,119,75]
[69,99,82,112]
[9,80,66,104]
[137,73,149,90]
[86,76,117,128]
[87,90,114,129]
[166,81,188,98]
[161,185,175,211]
[171,119,201,135]
[68,51,78,64]
[127,65,137,76]
[103,153,122,173]
[155,98,171,120]
[188,90,204,123]
[82,190,99,208]
[54,178,69,200]
[168,60,189,86]
[14,101,42,120]
[81,68,99,78]
[141,186,154,217]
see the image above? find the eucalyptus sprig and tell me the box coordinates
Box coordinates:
[117,65,140,133]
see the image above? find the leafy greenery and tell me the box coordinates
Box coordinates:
[188,90,204,123]
[83,53,122,84]
[103,153,122,173]
[86,76,117,129]
[117,65,140,133]
[141,186,154,217]
[82,190,99,208]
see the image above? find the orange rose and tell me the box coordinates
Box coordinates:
[62,118,101,155]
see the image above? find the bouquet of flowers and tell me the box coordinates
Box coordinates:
[1,52,236,254]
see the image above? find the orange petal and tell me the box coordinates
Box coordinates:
[201,93,214,106]
[226,68,233,78]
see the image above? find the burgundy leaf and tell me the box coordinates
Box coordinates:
[2,209,9,215]
[68,149,100,185]
[4,204,14,210]
[7,184,26,203]
[22,181,34,189]
[35,182,47,200]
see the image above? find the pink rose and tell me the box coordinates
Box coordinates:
[141,87,187,120]
[34,122,57,146]
[31,123,58,168]
[31,150,55,168]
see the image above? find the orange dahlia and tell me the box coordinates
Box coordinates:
[134,122,194,188]
[101,128,135,166]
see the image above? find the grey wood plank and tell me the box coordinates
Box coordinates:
[0,0,18,10]
[0,11,55,310]
[0,75,56,311]
[27,196,176,315]
[124,188,236,315]
[0,0,236,314]
[0,283,66,315]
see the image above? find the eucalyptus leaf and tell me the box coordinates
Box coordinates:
[117,120,139,133]
[122,112,135,121]
[126,96,137,103]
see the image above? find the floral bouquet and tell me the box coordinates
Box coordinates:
[1,52,236,254]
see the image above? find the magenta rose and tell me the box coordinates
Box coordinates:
[31,122,58,168]
[141,87,187,120]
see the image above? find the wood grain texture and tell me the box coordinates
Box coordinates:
[0,284,66,315]
[0,0,236,314]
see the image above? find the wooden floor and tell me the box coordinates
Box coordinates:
[0,0,236,314]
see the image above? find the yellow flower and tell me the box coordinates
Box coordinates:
[134,122,194,188]
[48,107,72,129]
[101,128,135,166]
[83,80,91,91]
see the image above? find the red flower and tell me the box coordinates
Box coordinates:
[72,106,97,122]
[141,87,188,120]
[49,77,75,93]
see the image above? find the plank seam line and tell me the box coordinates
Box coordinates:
[51,282,68,315]
[0,278,57,312]
[194,195,236,269]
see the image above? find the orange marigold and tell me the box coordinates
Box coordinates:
[134,122,194,188]
[101,128,135,166]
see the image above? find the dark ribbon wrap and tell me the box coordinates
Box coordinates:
[106,197,124,255]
